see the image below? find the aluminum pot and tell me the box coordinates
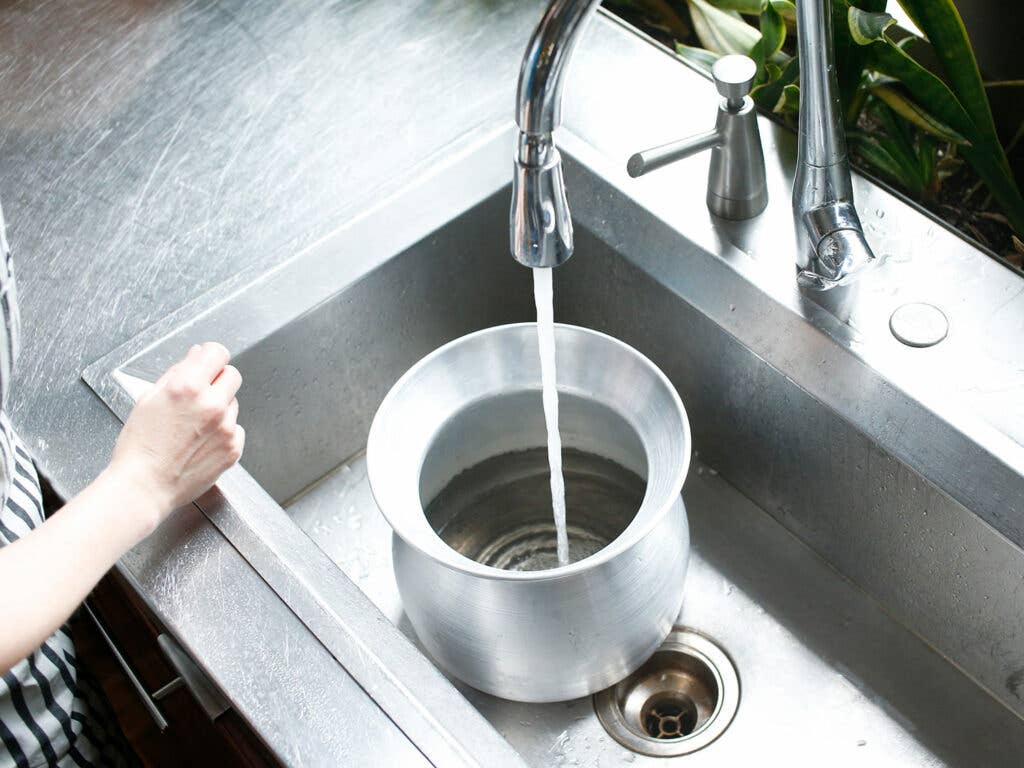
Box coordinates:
[366,323,691,702]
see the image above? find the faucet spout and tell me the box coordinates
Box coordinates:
[793,0,877,289]
[511,0,601,268]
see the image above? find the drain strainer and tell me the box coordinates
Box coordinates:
[594,627,739,757]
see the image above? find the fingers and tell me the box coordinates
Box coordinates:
[217,401,242,456]
[193,400,244,472]
[210,365,242,403]
[225,397,239,425]
[185,342,231,385]
[160,342,235,402]
[232,424,246,462]
[198,419,245,468]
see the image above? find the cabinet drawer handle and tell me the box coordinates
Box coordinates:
[82,602,169,731]
[156,633,231,721]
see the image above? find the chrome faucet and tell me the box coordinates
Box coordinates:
[511,0,876,289]
[792,0,876,289]
[510,0,597,268]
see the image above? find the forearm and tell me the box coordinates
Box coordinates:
[0,466,159,673]
[0,341,242,673]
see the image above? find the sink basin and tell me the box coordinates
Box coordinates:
[85,127,1024,765]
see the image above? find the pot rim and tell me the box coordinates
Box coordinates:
[366,322,691,582]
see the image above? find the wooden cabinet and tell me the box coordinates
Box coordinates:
[78,570,282,768]
[38,478,281,768]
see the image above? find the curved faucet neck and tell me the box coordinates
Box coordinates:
[515,0,601,139]
[511,0,600,268]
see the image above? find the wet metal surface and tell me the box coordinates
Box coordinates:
[427,447,643,572]
[84,118,1024,762]
[0,0,540,494]
[290,454,1024,766]
[88,124,1024,765]
[6,0,1024,763]
[0,0,543,763]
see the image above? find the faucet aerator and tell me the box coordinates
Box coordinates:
[511,143,574,268]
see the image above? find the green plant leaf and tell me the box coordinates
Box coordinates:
[687,0,761,54]
[843,71,871,126]
[750,0,786,82]
[895,0,996,139]
[750,55,799,114]
[674,42,721,73]
[862,39,1024,233]
[896,0,1024,231]
[770,0,796,18]
[874,135,926,191]
[703,0,795,18]
[871,95,917,161]
[870,84,969,145]
[832,0,887,127]
[917,135,940,198]
[776,82,801,114]
[759,1,786,56]
[895,35,915,53]
[847,132,903,179]
[847,7,895,45]
[848,131,925,197]
[861,41,973,140]
[703,0,762,13]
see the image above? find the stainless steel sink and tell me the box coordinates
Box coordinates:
[85,127,1024,765]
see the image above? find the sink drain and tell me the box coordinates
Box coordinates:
[642,691,699,738]
[594,627,739,757]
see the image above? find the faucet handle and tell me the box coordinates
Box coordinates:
[712,55,756,109]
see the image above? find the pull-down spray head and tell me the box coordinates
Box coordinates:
[510,0,601,268]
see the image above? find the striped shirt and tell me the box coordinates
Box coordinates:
[0,413,136,767]
[0,198,136,765]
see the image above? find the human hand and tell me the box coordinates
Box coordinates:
[107,342,244,530]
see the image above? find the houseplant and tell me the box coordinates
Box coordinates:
[606,0,1024,266]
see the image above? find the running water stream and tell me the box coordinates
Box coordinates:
[532,267,569,566]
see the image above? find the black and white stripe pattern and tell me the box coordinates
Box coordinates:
[0,413,135,767]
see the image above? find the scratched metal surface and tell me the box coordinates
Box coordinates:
[562,17,1024,453]
[290,455,1024,767]
[0,0,542,763]
[0,0,539,493]
[3,0,1024,763]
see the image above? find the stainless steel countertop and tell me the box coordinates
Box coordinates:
[4,0,1024,764]
[0,0,541,493]
[0,0,543,763]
